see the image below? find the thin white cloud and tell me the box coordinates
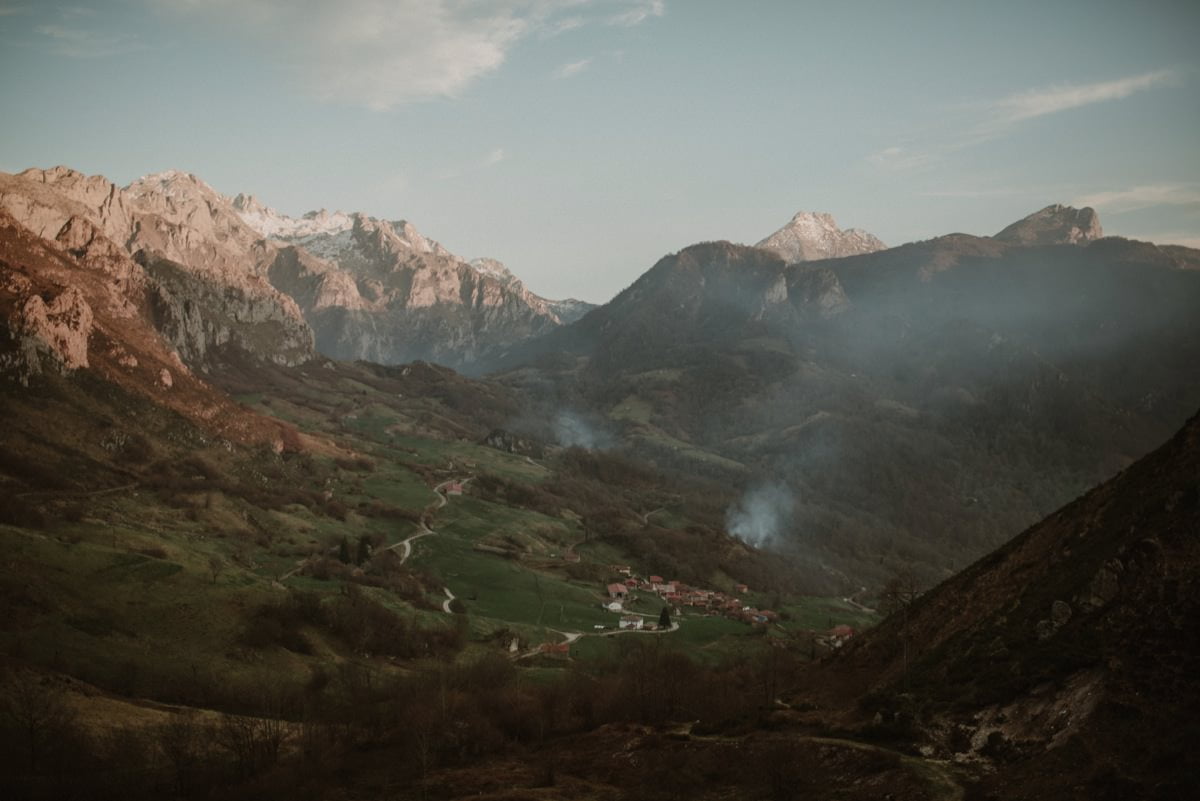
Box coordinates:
[541,15,585,37]
[984,70,1178,129]
[1073,184,1200,214]
[148,0,666,110]
[34,23,148,58]
[554,57,592,79]
[609,0,664,27]
[919,187,1029,199]
[438,147,510,180]
[865,146,935,172]
[867,69,1182,172]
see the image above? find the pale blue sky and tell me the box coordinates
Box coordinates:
[2,1,1198,302]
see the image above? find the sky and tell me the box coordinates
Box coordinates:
[2,0,1198,303]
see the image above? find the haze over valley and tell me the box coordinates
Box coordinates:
[1,2,1198,800]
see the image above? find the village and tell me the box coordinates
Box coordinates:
[599,566,783,631]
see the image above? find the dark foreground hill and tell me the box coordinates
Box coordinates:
[797,407,1200,800]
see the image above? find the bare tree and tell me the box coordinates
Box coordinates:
[208,554,225,584]
[880,569,922,689]
[1,671,78,773]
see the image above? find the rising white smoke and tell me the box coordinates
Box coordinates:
[726,482,796,548]
[553,410,611,450]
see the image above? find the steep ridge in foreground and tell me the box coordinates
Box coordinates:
[802,409,1200,799]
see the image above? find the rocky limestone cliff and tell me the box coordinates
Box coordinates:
[1,281,93,384]
[232,195,595,370]
[756,211,886,263]
[787,265,850,316]
[0,168,314,368]
[231,193,354,241]
[993,204,1102,245]
[0,206,288,446]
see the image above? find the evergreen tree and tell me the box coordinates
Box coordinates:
[658,606,671,629]
[337,537,351,564]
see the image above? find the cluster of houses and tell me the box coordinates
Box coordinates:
[604,567,780,626]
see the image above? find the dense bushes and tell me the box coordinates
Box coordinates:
[243,586,463,660]
[1,631,810,800]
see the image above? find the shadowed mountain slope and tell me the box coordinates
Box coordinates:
[802,407,1200,800]
[491,217,1200,590]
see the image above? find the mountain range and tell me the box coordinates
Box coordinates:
[0,166,592,379]
[494,204,1200,588]
[2,164,1199,801]
[3,164,1199,592]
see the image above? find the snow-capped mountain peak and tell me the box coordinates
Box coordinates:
[231,193,354,241]
[470,257,519,288]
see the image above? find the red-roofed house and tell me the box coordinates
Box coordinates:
[607,583,628,599]
[649,575,664,585]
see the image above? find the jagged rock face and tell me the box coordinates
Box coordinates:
[1,283,93,383]
[993,204,1102,245]
[1,165,601,374]
[140,252,314,367]
[231,193,353,241]
[0,206,298,449]
[234,197,595,370]
[787,265,850,316]
[756,211,886,263]
[0,168,314,368]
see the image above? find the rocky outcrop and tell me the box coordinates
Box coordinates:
[786,265,850,317]
[993,204,1102,246]
[2,283,93,383]
[140,252,313,367]
[234,198,595,371]
[756,211,886,263]
[2,165,599,373]
[482,428,545,458]
[0,167,314,368]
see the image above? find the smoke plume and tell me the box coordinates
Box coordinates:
[553,410,611,450]
[726,482,796,549]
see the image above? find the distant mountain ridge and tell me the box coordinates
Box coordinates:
[756,210,886,262]
[0,166,594,375]
[994,203,1103,245]
[228,186,595,369]
[1,166,315,370]
[493,207,1200,589]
